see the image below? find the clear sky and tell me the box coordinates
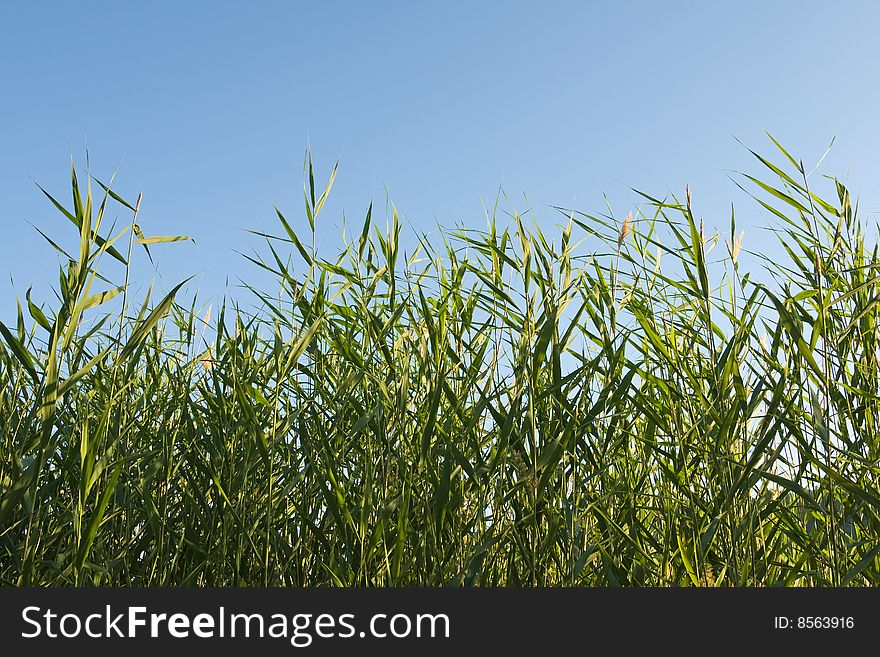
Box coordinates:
[2,1,879,311]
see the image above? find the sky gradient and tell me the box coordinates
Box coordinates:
[2,1,879,309]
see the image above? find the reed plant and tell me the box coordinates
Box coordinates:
[1,138,878,586]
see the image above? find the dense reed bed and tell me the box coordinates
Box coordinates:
[1,139,878,586]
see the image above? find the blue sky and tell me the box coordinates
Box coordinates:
[2,1,879,311]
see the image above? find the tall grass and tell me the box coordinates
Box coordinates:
[1,138,878,586]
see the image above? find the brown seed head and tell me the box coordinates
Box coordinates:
[617,212,632,251]
[728,230,743,261]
